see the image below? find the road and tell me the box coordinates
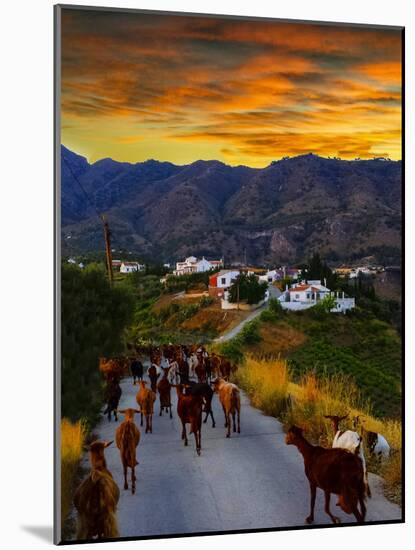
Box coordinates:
[72,374,401,540]
[214,284,281,342]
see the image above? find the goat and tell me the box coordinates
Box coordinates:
[167,359,181,386]
[286,426,366,524]
[219,358,232,380]
[147,363,160,393]
[130,358,144,385]
[186,381,216,427]
[115,409,141,494]
[176,384,203,455]
[353,416,390,461]
[187,353,198,379]
[157,367,173,418]
[212,378,240,437]
[136,380,156,433]
[324,414,371,498]
[103,377,122,422]
[210,353,222,379]
[73,440,120,540]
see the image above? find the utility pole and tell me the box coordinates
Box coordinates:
[102,215,114,285]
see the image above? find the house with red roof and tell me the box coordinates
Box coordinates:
[279,279,355,313]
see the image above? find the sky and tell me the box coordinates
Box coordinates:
[60,8,402,167]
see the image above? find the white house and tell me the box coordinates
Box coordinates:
[278,279,355,313]
[174,256,223,276]
[258,269,284,283]
[216,269,241,289]
[120,261,144,274]
[287,280,330,303]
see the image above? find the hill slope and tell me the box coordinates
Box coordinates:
[61,146,402,265]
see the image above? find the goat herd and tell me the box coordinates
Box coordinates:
[72,344,392,541]
[73,345,240,540]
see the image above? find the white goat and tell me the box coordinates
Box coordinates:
[187,353,198,379]
[325,414,371,498]
[353,416,390,461]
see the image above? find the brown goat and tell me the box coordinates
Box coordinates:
[136,380,156,433]
[115,409,141,494]
[212,378,240,437]
[286,426,366,524]
[148,363,160,393]
[157,367,173,418]
[176,384,203,455]
[73,440,120,540]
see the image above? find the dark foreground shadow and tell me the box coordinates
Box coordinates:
[21,525,53,543]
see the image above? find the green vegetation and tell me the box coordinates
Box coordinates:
[218,301,401,418]
[119,269,218,344]
[62,263,134,424]
[287,312,401,418]
[228,272,268,304]
[164,271,214,293]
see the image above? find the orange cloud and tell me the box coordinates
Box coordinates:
[60,8,403,165]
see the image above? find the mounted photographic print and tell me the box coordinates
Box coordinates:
[54,4,404,544]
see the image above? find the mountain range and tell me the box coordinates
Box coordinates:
[61,145,402,266]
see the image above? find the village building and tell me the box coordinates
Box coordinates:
[285,267,301,280]
[112,259,122,270]
[208,269,240,298]
[278,279,355,313]
[120,261,144,274]
[174,256,223,276]
[258,269,284,283]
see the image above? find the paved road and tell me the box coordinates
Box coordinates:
[73,374,401,539]
[214,284,281,343]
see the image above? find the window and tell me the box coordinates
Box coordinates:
[306,293,310,299]
[221,278,226,285]
[295,294,300,300]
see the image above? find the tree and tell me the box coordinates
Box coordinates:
[228,273,268,305]
[61,263,134,424]
[313,294,337,314]
[305,252,338,289]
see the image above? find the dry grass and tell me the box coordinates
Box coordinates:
[181,306,250,333]
[61,418,86,525]
[235,357,290,417]
[248,323,307,357]
[236,356,402,505]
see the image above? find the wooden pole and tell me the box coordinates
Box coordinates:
[102,215,114,285]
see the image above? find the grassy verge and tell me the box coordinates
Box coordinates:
[234,356,402,505]
[61,418,86,528]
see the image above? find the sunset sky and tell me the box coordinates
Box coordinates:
[60,8,402,167]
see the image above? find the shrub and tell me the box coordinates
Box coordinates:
[62,263,134,423]
[200,295,214,307]
[269,297,284,316]
[214,339,244,365]
[239,320,262,345]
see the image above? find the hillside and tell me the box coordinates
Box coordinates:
[61,146,402,265]
[218,307,402,419]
